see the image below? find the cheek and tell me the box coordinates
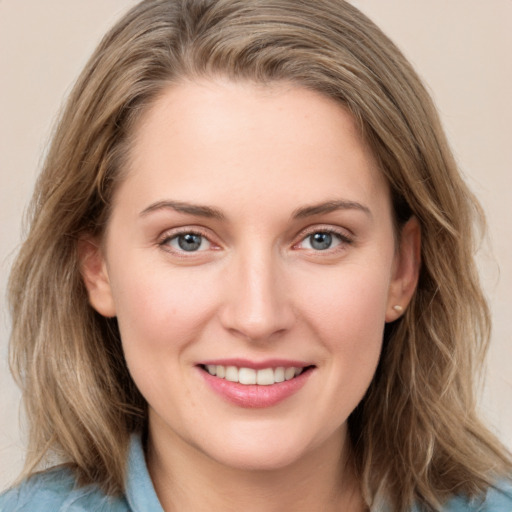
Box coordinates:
[296,263,391,408]
[299,261,391,340]
[108,261,219,360]
[328,281,386,375]
[108,262,222,412]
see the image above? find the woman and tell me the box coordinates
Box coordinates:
[1,0,511,510]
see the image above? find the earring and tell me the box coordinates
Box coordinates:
[393,305,403,313]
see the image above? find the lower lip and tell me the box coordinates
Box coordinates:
[199,368,313,408]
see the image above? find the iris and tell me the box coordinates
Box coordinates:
[309,232,333,250]
[178,233,203,251]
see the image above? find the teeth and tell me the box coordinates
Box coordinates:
[256,368,274,386]
[225,366,239,382]
[274,367,285,383]
[284,367,295,381]
[205,365,305,385]
[239,368,257,385]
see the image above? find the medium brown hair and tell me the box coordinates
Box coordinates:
[8,1,511,510]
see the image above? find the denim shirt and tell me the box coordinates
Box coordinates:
[1,435,511,511]
[0,436,161,512]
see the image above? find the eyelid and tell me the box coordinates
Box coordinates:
[296,224,354,241]
[292,224,354,250]
[157,226,220,254]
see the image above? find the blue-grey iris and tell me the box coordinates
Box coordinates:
[178,233,202,251]
[310,232,332,250]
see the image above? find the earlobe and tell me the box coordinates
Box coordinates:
[385,217,421,322]
[78,237,116,318]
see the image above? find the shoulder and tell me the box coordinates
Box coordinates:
[442,480,512,511]
[0,466,129,512]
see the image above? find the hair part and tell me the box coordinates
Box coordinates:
[8,1,511,510]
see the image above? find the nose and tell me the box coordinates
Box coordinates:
[219,248,295,342]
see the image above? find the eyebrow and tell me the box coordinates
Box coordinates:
[140,198,371,221]
[140,200,226,220]
[292,200,372,219]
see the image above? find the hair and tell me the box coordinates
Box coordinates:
[8,0,511,510]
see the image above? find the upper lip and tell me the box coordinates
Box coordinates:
[197,358,313,370]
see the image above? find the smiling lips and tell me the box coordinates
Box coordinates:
[198,361,314,408]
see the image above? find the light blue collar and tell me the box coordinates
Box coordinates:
[125,435,164,512]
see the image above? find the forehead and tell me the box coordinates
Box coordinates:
[115,79,389,216]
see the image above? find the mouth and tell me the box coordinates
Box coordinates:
[199,364,315,386]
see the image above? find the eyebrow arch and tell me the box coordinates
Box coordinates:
[292,200,372,219]
[140,200,226,220]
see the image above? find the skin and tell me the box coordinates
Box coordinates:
[82,79,420,511]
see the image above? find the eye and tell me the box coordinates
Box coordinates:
[165,232,211,252]
[301,232,340,251]
[295,229,352,252]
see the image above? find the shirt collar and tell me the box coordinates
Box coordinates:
[125,434,164,512]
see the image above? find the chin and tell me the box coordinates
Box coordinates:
[197,427,335,473]
[209,445,309,473]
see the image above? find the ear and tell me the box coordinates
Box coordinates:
[78,237,116,317]
[385,217,421,322]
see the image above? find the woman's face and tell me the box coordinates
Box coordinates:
[83,80,419,471]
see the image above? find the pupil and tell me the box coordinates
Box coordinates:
[311,232,332,250]
[178,233,202,251]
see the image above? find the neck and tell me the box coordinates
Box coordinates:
[147,422,365,512]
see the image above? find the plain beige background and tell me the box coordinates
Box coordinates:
[1,0,511,491]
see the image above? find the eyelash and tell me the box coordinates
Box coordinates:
[293,226,354,253]
[158,227,216,257]
[157,225,354,256]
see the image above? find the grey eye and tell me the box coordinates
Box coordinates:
[308,232,334,250]
[172,233,206,251]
